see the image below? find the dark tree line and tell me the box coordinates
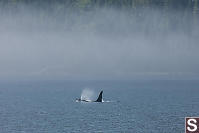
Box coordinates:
[0,0,198,11]
[0,0,198,35]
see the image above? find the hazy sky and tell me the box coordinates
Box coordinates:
[0,8,199,81]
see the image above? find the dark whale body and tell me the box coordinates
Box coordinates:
[76,91,103,102]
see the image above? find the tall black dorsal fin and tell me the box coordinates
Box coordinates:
[95,91,103,102]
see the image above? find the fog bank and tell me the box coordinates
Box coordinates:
[0,5,199,81]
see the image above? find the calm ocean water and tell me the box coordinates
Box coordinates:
[0,80,199,133]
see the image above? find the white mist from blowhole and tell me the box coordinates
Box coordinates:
[80,88,95,101]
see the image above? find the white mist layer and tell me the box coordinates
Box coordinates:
[0,8,198,81]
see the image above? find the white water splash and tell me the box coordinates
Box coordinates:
[80,88,95,101]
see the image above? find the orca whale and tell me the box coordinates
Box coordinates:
[76,90,103,102]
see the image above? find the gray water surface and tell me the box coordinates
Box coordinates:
[0,80,199,133]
